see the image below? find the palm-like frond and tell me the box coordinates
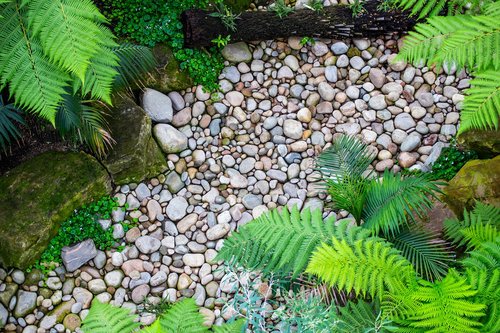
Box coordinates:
[362,171,441,235]
[402,272,486,333]
[112,43,156,90]
[306,238,415,299]
[398,15,500,72]
[337,301,395,333]
[158,298,208,333]
[217,206,373,277]
[81,299,140,333]
[316,134,375,182]
[324,177,368,223]
[55,94,113,156]
[460,70,500,133]
[0,96,24,152]
[389,228,454,281]
[0,1,70,123]
[27,0,113,81]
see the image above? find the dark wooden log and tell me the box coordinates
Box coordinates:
[182,1,416,48]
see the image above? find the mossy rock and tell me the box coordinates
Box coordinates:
[457,129,500,158]
[223,0,253,12]
[0,152,111,269]
[443,156,500,216]
[144,44,193,93]
[101,96,167,185]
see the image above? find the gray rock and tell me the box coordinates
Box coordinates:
[182,254,205,267]
[418,92,434,107]
[61,239,97,272]
[13,291,36,318]
[104,271,124,288]
[222,66,240,83]
[368,95,387,110]
[150,271,168,287]
[325,66,338,82]
[242,194,263,209]
[277,66,294,79]
[318,82,335,101]
[153,124,188,153]
[11,270,25,285]
[336,54,349,67]
[135,183,150,201]
[221,42,252,63]
[136,236,161,254]
[0,303,7,327]
[142,88,173,123]
[401,135,421,152]
[166,197,188,221]
[331,42,349,55]
[206,223,230,240]
[394,113,417,130]
[165,172,184,194]
[369,68,386,88]
[283,119,303,139]
[312,42,328,56]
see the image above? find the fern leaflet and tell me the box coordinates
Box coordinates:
[81,299,139,333]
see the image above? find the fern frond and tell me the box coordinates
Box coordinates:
[337,301,395,333]
[316,134,375,182]
[217,206,373,277]
[74,34,118,104]
[0,96,25,152]
[112,43,156,90]
[461,223,500,249]
[402,272,486,333]
[389,0,447,19]
[81,299,140,333]
[398,15,500,72]
[362,171,441,235]
[27,0,114,81]
[389,228,454,281]
[0,1,70,123]
[325,177,368,223]
[462,242,500,333]
[306,238,415,299]
[459,70,500,133]
[211,319,246,333]
[139,321,163,333]
[485,1,500,17]
[444,205,500,248]
[158,298,209,333]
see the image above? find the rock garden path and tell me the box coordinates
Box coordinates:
[0,34,466,332]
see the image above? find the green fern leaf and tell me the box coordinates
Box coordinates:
[389,0,447,19]
[460,70,500,133]
[461,223,500,249]
[306,238,415,299]
[140,320,164,333]
[112,43,156,90]
[217,206,373,277]
[389,228,454,281]
[158,298,209,333]
[211,319,246,333]
[0,96,25,152]
[362,171,441,235]
[27,0,114,81]
[337,301,396,333]
[403,272,486,333]
[81,299,140,333]
[0,1,70,123]
[485,1,500,17]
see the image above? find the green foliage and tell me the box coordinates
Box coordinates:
[428,145,477,181]
[337,301,396,333]
[317,135,441,235]
[388,228,454,281]
[217,206,373,278]
[209,3,240,32]
[388,0,495,18]
[112,43,156,90]
[304,0,324,12]
[401,272,486,333]
[82,299,140,333]
[0,95,24,153]
[306,237,415,299]
[350,0,366,17]
[270,0,294,19]
[99,0,224,91]
[83,298,244,333]
[211,35,232,48]
[299,37,316,46]
[33,196,119,272]
[443,203,500,248]
[396,1,500,133]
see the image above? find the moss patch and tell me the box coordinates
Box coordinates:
[0,151,111,269]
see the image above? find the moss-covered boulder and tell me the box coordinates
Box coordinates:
[443,156,500,216]
[101,96,167,185]
[457,129,500,158]
[144,44,193,93]
[223,0,252,12]
[0,152,111,269]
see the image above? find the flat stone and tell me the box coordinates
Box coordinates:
[206,223,230,240]
[394,113,416,130]
[369,68,386,88]
[225,91,244,106]
[13,291,37,318]
[104,271,124,288]
[221,42,252,63]
[153,124,188,153]
[142,88,173,123]
[131,285,150,304]
[283,119,303,139]
[368,95,387,110]
[61,239,97,272]
[277,66,294,79]
[182,254,205,267]
[331,42,348,55]
[166,197,188,221]
[135,236,161,254]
